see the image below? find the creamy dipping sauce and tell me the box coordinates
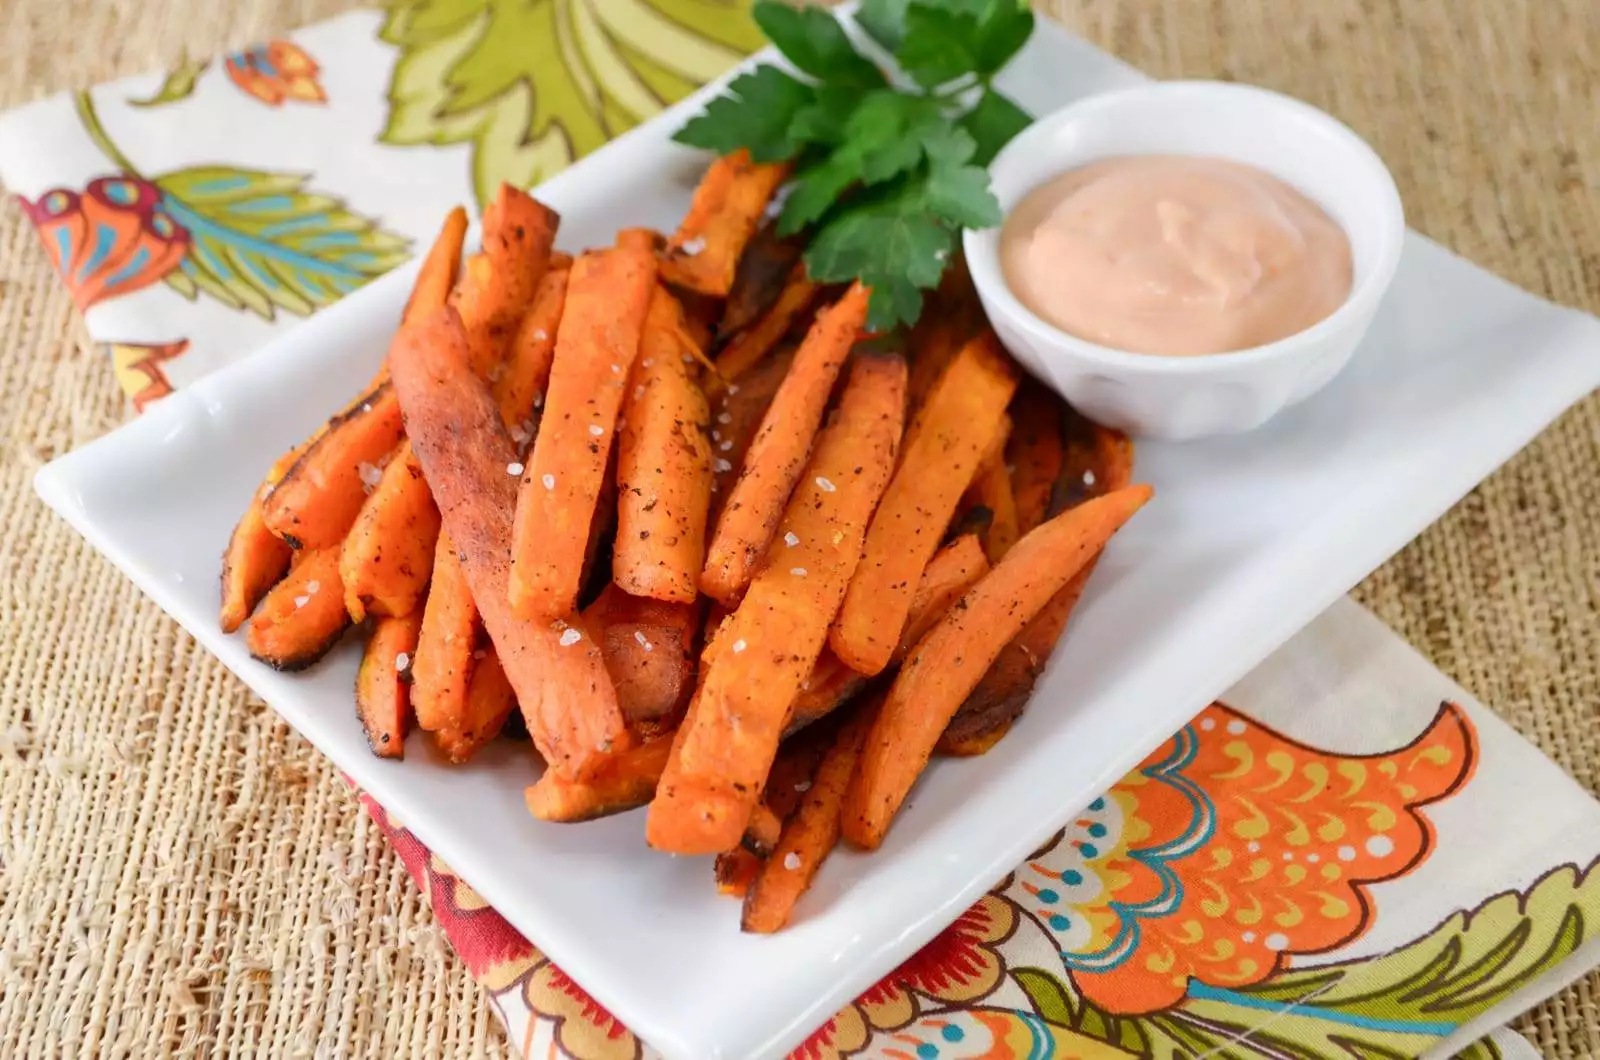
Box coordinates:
[1000,156,1352,356]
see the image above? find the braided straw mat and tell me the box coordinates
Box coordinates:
[0,0,1595,1056]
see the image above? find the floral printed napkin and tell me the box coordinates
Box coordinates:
[4,4,1598,1058]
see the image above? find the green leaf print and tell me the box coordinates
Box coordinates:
[154,168,411,319]
[377,0,764,208]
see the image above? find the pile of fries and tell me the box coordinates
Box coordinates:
[221,149,1152,933]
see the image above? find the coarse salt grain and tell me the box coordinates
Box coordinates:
[642,358,654,368]
[784,532,800,547]
[727,384,739,395]
[558,628,582,647]
[783,852,802,871]
[293,595,310,609]
[714,457,732,473]
[795,780,811,793]
[633,631,654,653]
[717,412,732,424]
[731,638,747,654]
[589,424,604,437]
[719,439,733,451]
[542,473,556,490]
[1083,469,1096,486]
[680,236,706,255]
[395,652,410,671]
[358,462,383,490]
[305,580,320,594]
[790,567,807,577]
[533,394,544,409]
[507,461,524,476]
[533,328,548,342]
[610,363,621,374]
[510,424,530,445]
[815,476,836,492]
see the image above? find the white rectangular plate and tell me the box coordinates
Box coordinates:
[33,21,1600,1060]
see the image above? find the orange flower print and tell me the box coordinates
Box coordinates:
[801,893,1016,1056]
[224,41,325,106]
[24,177,189,312]
[1005,701,1476,1015]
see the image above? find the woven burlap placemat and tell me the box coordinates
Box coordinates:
[1,1,1594,1056]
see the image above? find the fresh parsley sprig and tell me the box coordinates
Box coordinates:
[675,0,1035,330]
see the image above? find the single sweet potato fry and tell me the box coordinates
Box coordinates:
[700,283,870,604]
[743,705,873,933]
[648,351,905,855]
[221,440,313,632]
[830,332,1018,676]
[583,584,699,733]
[660,150,790,296]
[713,264,816,384]
[785,534,989,734]
[452,185,560,377]
[842,484,1154,849]
[526,736,675,822]
[246,546,350,671]
[411,534,478,733]
[718,220,802,339]
[356,611,423,759]
[403,205,469,327]
[262,382,406,551]
[511,243,655,620]
[340,441,442,621]
[937,410,1136,754]
[495,258,570,432]
[435,646,519,763]
[613,287,714,602]
[390,306,629,781]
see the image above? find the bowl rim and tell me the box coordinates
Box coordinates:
[962,79,1407,376]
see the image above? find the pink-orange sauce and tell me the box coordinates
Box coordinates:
[1001,156,1352,356]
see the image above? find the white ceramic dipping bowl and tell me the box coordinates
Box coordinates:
[963,80,1405,440]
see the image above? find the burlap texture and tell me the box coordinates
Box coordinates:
[0,1,1594,1056]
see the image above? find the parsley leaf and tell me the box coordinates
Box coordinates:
[962,88,1032,166]
[673,0,1035,328]
[857,0,911,51]
[673,66,813,162]
[753,2,885,88]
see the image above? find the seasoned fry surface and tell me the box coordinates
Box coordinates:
[511,244,655,620]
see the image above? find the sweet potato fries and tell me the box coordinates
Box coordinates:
[219,163,1152,934]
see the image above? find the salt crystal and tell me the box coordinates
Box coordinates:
[795,780,811,793]
[395,652,410,672]
[784,532,800,547]
[680,236,706,255]
[727,384,740,395]
[533,328,548,342]
[783,852,802,871]
[731,638,747,654]
[558,628,582,647]
[719,439,733,451]
[542,473,556,490]
[1083,469,1096,486]
[293,595,310,609]
[358,462,383,490]
[633,631,654,653]
[717,412,732,424]
[305,580,320,594]
[790,567,807,577]
[507,461,524,476]
[714,457,732,473]
[610,363,621,374]
[642,358,654,368]
[510,424,529,445]
[815,476,836,492]
[533,394,544,409]
[589,424,604,437]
